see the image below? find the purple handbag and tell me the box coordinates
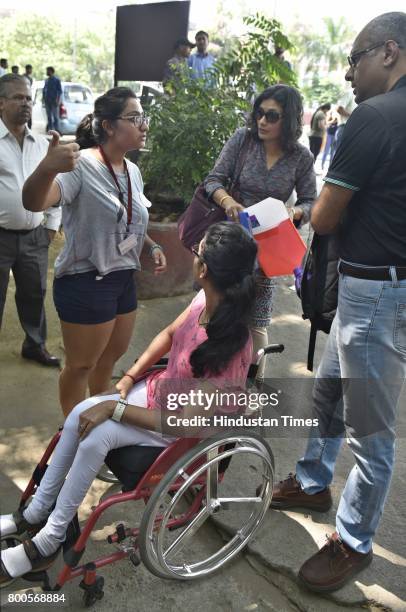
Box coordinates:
[178,134,250,250]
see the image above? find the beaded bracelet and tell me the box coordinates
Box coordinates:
[150,243,163,257]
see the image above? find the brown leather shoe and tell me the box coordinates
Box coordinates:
[21,346,60,367]
[299,532,373,592]
[270,473,332,511]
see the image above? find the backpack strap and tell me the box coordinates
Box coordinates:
[307,320,318,372]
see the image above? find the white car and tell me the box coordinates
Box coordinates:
[32,81,94,135]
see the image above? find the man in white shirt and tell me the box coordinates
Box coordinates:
[0,58,8,77]
[0,74,61,366]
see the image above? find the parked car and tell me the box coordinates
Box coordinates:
[31,81,94,135]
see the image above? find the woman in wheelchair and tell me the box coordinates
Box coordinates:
[0,222,257,585]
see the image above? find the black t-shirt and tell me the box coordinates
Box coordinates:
[325,75,406,266]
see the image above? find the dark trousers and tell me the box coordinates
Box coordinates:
[45,102,59,132]
[309,136,323,162]
[0,225,50,348]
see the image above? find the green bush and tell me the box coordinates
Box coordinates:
[140,76,249,210]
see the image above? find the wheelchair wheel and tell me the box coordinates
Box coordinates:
[139,431,274,580]
[0,533,25,588]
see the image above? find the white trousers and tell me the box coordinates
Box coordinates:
[25,382,171,555]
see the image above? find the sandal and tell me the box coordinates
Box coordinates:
[12,508,46,537]
[0,539,60,588]
[0,560,14,588]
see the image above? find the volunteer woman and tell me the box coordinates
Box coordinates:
[23,87,166,416]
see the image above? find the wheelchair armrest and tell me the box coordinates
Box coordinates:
[253,344,284,366]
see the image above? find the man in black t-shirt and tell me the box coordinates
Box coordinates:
[270,12,406,592]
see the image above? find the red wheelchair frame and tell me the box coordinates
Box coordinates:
[6,344,283,606]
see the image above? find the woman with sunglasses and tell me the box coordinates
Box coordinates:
[22,87,167,417]
[204,85,316,379]
[0,222,257,585]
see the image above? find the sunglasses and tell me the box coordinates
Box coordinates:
[347,40,403,68]
[347,41,386,68]
[255,107,283,124]
[118,114,150,127]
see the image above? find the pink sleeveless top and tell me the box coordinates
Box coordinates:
[146,291,252,412]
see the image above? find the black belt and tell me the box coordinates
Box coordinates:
[0,226,35,235]
[339,261,406,280]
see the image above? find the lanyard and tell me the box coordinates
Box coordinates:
[99,145,132,228]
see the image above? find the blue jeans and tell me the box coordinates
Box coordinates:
[45,102,59,131]
[297,267,406,553]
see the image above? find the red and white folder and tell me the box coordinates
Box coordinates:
[245,198,306,277]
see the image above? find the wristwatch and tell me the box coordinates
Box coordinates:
[111,398,128,422]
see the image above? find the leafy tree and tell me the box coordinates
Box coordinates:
[0,13,114,91]
[302,77,343,107]
[214,13,296,99]
[289,17,355,75]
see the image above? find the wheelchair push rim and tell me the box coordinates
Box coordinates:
[138,431,274,580]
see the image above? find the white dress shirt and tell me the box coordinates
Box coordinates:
[0,119,61,231]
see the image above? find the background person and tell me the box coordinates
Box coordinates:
[204,84,316,380]
[162,37,195,88]
[0,74,61,366]
[43,67,62,132]
[321,107,338,170]
[23,87,166,417]
[188,30,216,84]
[0,222,257,585]
[11,66,19,75]
[23,65,33,86]
[0,58,8,77]
[308,102,331,163]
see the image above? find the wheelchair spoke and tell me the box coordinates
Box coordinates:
[163,506,210,559]
[206,448,219,507]
[217,496,262,504]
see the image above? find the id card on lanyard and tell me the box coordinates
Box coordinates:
[99,145,133,237]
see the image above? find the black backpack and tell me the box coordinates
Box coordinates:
[299,232,340,371]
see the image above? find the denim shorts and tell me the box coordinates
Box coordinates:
[53,269,137,324]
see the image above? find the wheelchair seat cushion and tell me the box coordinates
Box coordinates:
[105,445,165,491]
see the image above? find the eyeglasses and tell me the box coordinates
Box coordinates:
[347,41,389,68]
[255,107,283,124]
[118,114,150,127]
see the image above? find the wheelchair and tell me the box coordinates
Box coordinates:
[1,344,283,607]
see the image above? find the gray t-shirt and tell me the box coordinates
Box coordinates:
[54,149,150,278]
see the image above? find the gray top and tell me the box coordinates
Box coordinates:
[204,127,316,224]
[54,149,150,278]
